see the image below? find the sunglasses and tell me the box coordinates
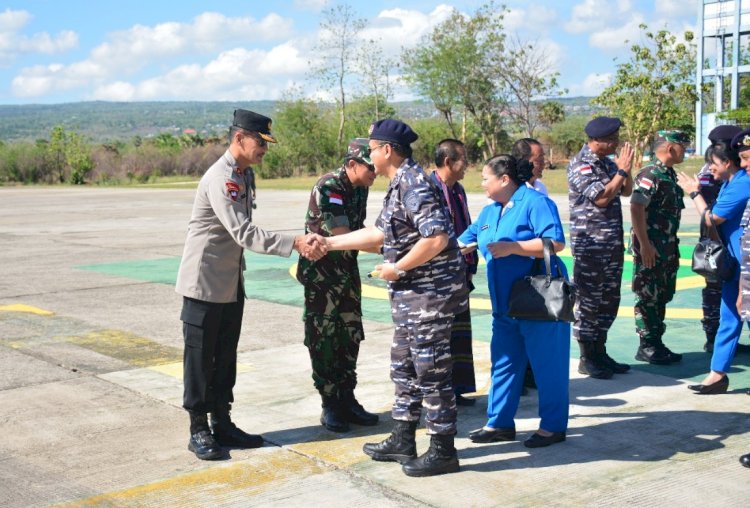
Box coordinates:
[245,133,267,147]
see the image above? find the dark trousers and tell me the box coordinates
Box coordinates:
[181,294,244,413]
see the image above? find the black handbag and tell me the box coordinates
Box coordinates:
[692,210,737,281]
[507,238,577,322]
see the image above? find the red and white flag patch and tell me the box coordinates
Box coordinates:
[579,165,592,175]
[226,181,240,201]
[329,192,344,205]
[639,178,653,190]
[699,175,711,186]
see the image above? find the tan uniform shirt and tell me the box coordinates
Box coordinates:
[176,150,295,303]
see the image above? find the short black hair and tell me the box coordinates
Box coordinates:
[705,140,740,167]
[511,138,541,162]
[435,138,465,168]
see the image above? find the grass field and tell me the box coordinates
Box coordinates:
[138,155,707,194]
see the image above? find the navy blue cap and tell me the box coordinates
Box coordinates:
[233,109,276,143]
[585,116,622,138]
[708,125,742,144]
[368,119,419,147]
[730,128,750,153]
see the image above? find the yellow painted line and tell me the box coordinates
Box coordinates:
[149,361,253,379]
[290,259,705,318]
[0,304,54,316]
[56,452,329,507]
[66,330,182,368]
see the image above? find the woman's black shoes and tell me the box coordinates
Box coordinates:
[523,432,566,448]
[468,427,516,443]
[740,453,750,468]
[687,375,729,395]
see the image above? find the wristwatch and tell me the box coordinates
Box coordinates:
[616,169,629,178]
[393,264,407,279]
[689,191,700,200]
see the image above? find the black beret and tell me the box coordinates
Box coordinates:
[708,125,742,144]
[368,119,419,147]
[233,109,276,143]
[730,128,750,153]
[585,116,622,138]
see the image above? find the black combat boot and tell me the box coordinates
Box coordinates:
[577,341,613,379]
[596,340,630,373]
[401,433,460,477]
[211,404,264,448]
[320,395,350,433]
[340,390,379,426]
[188,411,224,460]
[635,341,682,365]
[363,420,417,463]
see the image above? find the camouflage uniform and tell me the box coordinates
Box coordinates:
[630,159,684,345]
[296,167,368,399]
[568,144,625,344]
[377,158,468,435]
[697,163,722,342]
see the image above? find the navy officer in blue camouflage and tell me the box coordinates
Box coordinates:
[568,116,635,379]
[325,119,468,477]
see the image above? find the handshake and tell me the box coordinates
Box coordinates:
[294,233,329,261]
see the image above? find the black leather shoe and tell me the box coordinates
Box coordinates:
[340,392,379,426]
[456,394,476,406]
[523,432,566,448]
[740,453,750,468]
[188,430,225,460]
[687,375,729,395]
[601,353,630,373]
[469,427,515,443]
[635,345,681,365]
[320,405,350,433]
[212,422,264,448]
[363,420,417,463]
[402,434,459,477]
[578,356,613,379]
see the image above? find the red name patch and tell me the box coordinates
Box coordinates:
[226,181,240,201]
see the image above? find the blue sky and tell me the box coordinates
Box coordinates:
[0,0,699,104]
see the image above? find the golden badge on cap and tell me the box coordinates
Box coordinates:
[743,135,750,147]
[368,124,374,135]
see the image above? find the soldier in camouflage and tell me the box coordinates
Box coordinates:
[568,117,634,379]
[698,126,743,353]
[630,130,690,365]
[296,138,379,433]
[326,119,468,478]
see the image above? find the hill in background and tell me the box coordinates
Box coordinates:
[0,97,596,142]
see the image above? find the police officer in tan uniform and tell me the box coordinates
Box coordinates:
[176,109,325,460]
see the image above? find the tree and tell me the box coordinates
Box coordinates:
[593,25,698,164]
[538,101,566,130]
[401,2,509,157]
[495,36,567,137]
[309,3,365,146]
[356,40,394,120]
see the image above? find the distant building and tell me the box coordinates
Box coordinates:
[696,0,750,152]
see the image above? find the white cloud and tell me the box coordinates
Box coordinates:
[90,44,311,101]
[11,12,295,98]
[0,9,78,65]
[504,6,559,36]
[565,0,634,34]
[361,5,455,56]
[589,14,645,52]
[567,72,613,96]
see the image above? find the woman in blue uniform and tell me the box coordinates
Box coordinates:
[458,154,570,448]
[678,134,750,394]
